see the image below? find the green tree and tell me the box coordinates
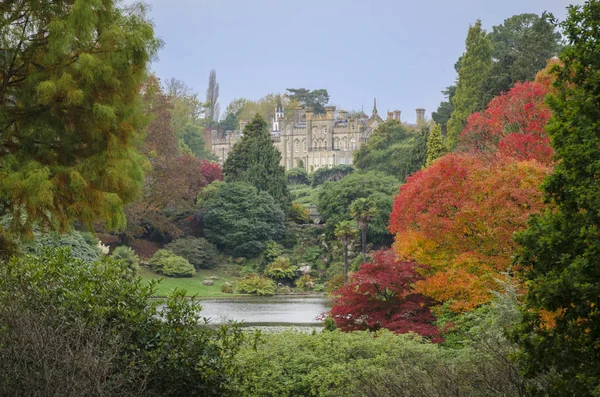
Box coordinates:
[335,220,358,284]
[353,120,428,181]
[317,171,400,245]
[202,182,286,258]
[285,88,330,114]
[484,13,562,105]
[431,85,456,136]
[426,122,444,166]
[446,20,493,151]
[0,0,160,244]
[223,114,290,209]
[349,198,377,258]
[513,3,600,395]
[205,69,220,124]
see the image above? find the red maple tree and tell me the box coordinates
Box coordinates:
[329,250,441,341]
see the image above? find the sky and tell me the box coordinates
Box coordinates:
[141,0,582,123]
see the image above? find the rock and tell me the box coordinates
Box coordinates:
[202,280,215,286]
[209,276,219,280]
[305,281,315,290]
[298,265,311,274]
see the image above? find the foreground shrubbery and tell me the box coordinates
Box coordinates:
[0,248,244,397]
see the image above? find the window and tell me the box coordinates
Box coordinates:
[295,140,299,153]
[303,139,307,152]
[343,137,348,150]
[350,139,356,151]
[334,138,340,150]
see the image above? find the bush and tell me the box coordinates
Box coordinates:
[286,167,310,185]
[24,230,102,263]
[235,274,275,296]
[149,249,196,277]
[110,245,140,278]
[289,202,310,224]
[264,257,297,281]
[295,274,314,291]
[0,248,245,397]
[221,283,233,294]
[165,237,218,269]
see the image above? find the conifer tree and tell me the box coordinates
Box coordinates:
[223,114,290,209]
[0,0,160,244]
[513,2,600,394]
[426,123,444,166]
[446,20,493,151]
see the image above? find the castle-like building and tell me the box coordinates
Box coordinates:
[210,100,425,172]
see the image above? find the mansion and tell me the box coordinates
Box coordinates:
[209,100,425,172]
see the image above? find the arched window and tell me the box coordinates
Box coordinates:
[350,139,356,151]
[343,137,348,150]
[295,139,300,153]
[303,139,307,152]
[334,138,340,150]
[287,140,291,152]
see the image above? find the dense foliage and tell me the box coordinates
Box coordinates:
[23,230,102,263]
[353,120,427,181]
[149,249,196,277]
[0,0,160,241]
[318,171,400,244]
[330,250,439,340]
[390,154,550,312]
[446,20,493,150]
[223,114,290,209]
[202,182,286,257]
[513,3,600,394]
[310,164,354,187]
[0,248,244,396]
[110,245,140,277]
[164,237,218,269]
[235,274,276,296]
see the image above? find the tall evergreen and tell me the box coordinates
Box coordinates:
[446,21,493,151]
[513,2,600,395]
[223,114,290,209]
[0,0,160,242]
[426,123,444,167]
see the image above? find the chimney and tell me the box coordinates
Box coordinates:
[393,110,401,121]
[416,108,425,125]
[325,106,336,119]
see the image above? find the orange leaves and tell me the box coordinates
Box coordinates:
[390,155,550,312]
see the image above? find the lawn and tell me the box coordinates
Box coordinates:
[138,267,241,297]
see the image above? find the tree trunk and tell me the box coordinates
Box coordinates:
[361,227,367,260]
[344,242,349,284]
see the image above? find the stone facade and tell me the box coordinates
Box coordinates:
[210,100,423,172]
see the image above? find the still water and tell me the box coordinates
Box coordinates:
[193,295,331,327]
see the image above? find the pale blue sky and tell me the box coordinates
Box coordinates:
[142,0,581,123]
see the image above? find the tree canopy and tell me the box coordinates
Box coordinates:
[446,20,493,150]
[513,2,600,394]
[223,114,290,209]
[0,0,160,242]
[317,171,400,245]
[353,120,428,181]
[285,88,330,114]
[201,181,286,258]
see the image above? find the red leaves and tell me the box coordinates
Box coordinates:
[199,160,223,184]
[329,250,441,341]
[458,81,553,165]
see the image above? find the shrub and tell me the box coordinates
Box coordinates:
[235,274,275,296]
[289,202,310,224]
[295,274,314,291]
[24,230,102,263]
[264,257,297,281]
[221,283,233,294]
[263,241,283,265]
[0,248,245,397]
[149,249,195,278]
[286,167,310,185]
[110,245,140,278]
[165,237,218,269]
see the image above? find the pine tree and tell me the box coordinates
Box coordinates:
[223,114,290,209]
[513,2,600,394]
[446,20,493,151]
[0,0,160,244]
[426,123,444,166]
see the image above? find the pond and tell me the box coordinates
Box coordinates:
[192,295,331,328]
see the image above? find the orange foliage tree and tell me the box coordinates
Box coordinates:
[389,73,556,312]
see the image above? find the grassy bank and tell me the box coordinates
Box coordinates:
[138,267,240,297]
